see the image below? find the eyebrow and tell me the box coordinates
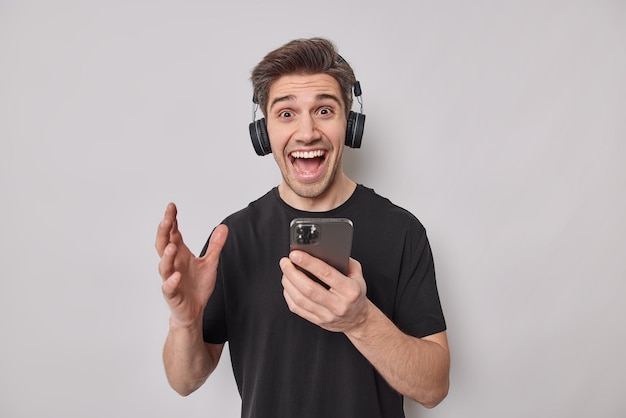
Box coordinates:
[269,93,343,111]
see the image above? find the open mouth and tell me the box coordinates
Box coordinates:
[289,149,327,176]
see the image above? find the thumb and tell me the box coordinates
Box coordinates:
[202,224,229,262]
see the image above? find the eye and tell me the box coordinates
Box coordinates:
[278,110,293,118]
[317,106,334,117]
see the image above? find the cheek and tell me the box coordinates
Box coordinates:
[267,126,288,150]
[329,115,348,138]
[328,124,347,146]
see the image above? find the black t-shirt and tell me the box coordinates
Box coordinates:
[202,185,446,418]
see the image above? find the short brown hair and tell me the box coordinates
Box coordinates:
[251,37,357,117]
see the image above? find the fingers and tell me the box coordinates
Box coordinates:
[161,271,181,300]
[347,257,364,280]
[280,256,328,297]
[280,257,329,322]
[155,203,178,257]
[280,253,368,332]
[158,242,178,281]
[280,256,334,310]
[282,283,326,325]
[288,251,344,289]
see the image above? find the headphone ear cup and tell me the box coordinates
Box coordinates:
[345,111,366,149]
[249,118,271,156]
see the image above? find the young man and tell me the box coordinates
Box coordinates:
[156,37,449,418]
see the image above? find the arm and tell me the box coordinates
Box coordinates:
[162,322,224,396]
[280,251,450,408]
[156,203,229,395]
[345,302,449,408]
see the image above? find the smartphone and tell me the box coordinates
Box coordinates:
[289,218,353,276]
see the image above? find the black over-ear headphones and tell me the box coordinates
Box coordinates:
[249,81,366,156]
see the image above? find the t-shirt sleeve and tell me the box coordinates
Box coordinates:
[394,222,447,338]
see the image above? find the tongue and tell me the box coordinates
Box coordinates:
[294,158,321,174]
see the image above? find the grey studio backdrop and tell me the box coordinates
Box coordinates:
[1,1,624,417]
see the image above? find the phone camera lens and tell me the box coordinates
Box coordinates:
[294,223,320,245]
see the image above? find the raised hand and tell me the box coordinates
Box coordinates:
[156,203,228,328]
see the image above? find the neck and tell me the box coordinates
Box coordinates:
[278,174,357,212]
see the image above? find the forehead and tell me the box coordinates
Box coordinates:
[268,73,343,105]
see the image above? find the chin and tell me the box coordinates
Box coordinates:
[293,185,327,199]
[286,178,332,200]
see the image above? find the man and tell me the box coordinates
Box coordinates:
[156,37,449,418]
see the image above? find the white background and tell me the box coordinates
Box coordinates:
[1,1,625,417]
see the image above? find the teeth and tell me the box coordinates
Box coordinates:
[291,150,324,159]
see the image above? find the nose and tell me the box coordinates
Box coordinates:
[295,114,321,143]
